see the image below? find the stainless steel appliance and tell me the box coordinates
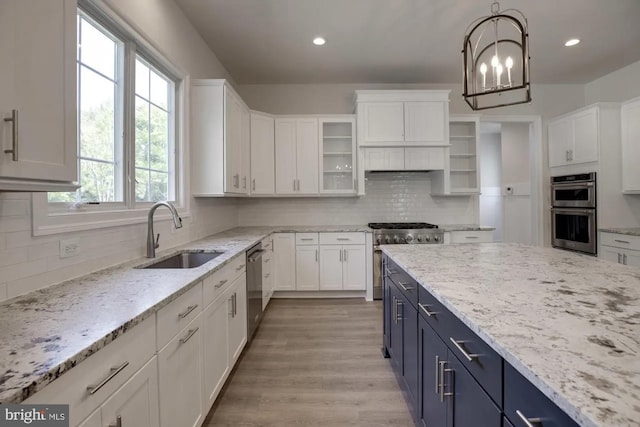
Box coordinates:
[246,243,264,342]
[550,173,597,255]
[369,222,444,300]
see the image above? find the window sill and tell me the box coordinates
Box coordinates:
[32,194,191,236]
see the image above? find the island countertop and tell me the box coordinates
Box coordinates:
[381,243,640,427]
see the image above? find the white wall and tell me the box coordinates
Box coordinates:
[237,172,477,226]
[501,123,532,244]
[585,60,640,104]
[0,0,239,301]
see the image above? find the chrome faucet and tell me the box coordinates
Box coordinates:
[147,201,183,258]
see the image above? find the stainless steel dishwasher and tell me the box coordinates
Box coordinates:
[246,243,264,342]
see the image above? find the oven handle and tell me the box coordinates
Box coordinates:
[551,181,594,188]
[550,207,594,215]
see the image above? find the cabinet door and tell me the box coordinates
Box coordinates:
[275,118,297,194]
[622,249,640,267]
[295,245,319,290]
[202,296,229,410]
[250,112,275,194]
[296,118,319,194]
[273,233,296,291]
[240,105,251,194]
[78,410,101,427]
[447,352,501,427]
[571,108,598,164]
[622,99,640,192]
[600,247,621,264]
[319,245,343,290]
[0,0,76,183]
[403,303,419,408]
[419,316,448,427]
[228,275,247,364]
[224,88,243,193]
[364,147,404,170]
[404,102,446,144]
[548,119,571,168]
[101,357,160,427]
[342,245,366,290]
[319,118,356,194]
[361,103,405,142]
[158,315,204,427]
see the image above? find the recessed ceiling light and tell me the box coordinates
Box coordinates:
[565,38,580,47]
[313,37,326,46]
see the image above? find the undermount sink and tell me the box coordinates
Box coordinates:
[138,251,224,269]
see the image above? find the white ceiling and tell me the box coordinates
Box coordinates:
[174,0,640,85]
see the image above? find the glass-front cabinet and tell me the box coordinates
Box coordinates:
[448,115,480,194]
[319,116,356,194]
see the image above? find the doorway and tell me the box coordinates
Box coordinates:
[478,116,543,245]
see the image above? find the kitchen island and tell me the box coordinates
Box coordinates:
[382,243,640,427]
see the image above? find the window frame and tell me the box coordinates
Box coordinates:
[33,0,190,236]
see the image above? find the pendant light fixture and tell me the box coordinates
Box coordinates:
[462,1,531,110]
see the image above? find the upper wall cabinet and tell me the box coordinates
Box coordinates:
[275,117,319,195]
[191,80,250,196]
[319,116,356,194]
[0,0,78,191]
[621,97,640,194]
[250,111,275,195]
[355,90,450,147]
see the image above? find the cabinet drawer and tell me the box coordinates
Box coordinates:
[386,258,418,308]
[504,363,579,427]
[450,230,493,244]
[419,285,502,405]
[203,255,245,307]
[25,316,156,427]
[261,236,274,251]
[296,232,319,245]
[319,232,366,245]
[157,283,203,350]
[600,232,640,250]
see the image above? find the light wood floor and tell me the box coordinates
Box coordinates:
[203,298,414,426]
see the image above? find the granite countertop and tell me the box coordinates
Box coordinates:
[381,243,640,427]
[600,227,640,237]
[439,224,496,232]
[0,225,368,404]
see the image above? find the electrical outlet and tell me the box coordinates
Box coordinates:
[60,238,80,259]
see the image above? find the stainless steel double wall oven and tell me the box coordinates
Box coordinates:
[550,172,597,255]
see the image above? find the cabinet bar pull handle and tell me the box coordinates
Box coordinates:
[515,410,542,427]
[86,361,129,395]
[623,254,628,265]
[264,257,271,263]
[178,304,198,319]
[392,296,397,324]
[236,264,245,271]
[618,253,622,264]
[252,178,256,191]
[215,279,228,289]
[395,300,402,324]
[449,338,480,362]
[384,267,397,276]
[300,238,314,241]
[465,236,479,239]
[233,292,237,316]
[108,416,122,427]
[316,249,318,262]
[339,249,342,262]
[439,361,446,402]
[398,282,414,292]
[242,176,247,189]
[264,273,270,278]
[3,109,18,161]
[443,367,454,399]
[418,303,436,317]
[614,239,630,244]
[344,249,347,262]
[434,355,440,394]
[337,238,350,241]
[179,327,199,344]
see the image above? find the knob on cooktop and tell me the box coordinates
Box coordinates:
[433,235,440,242]
[405,234,414,243]
[393,235,402,243]
[384,236,391,244]
[425,235,431,242]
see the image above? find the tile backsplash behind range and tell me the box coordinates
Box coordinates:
[238,172,478,226]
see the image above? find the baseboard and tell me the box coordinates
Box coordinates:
[272,290,366,299]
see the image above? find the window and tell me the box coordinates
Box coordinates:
[34,3,186,236]
[48,9,177,207]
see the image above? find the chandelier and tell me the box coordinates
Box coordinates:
[462,1,531,110]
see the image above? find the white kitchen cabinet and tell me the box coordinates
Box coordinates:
[25,316,156,427]
[191,79,250,196]
[621,97,640,193]
[600,232,640,267]
[548,106,600,168]
[444,230,494,244]
[319,116,356,194]
[363,147,404,170]
[404,147,445,171]
[202,292,229,412]
[273,233,296,291]
[262,236,274,308]
[275,117,319,195]
[355,91,450,146]
[318,233,366,291]
[295,234,320,290]
[158,313,204,427]
[227,274,247,364]
[0,0,78,191]
[250,111,275,194]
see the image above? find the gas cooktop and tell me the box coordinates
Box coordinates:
[367,222,438,230]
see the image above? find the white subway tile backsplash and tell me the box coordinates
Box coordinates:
[0,259,48,284]
[0,247,28,268]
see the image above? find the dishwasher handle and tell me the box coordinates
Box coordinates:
[247,249,265,262]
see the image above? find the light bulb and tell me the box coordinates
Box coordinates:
[496,64,503,86]
[491,56,499,68]
[505,56,513,69]
[480,62,487,90]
